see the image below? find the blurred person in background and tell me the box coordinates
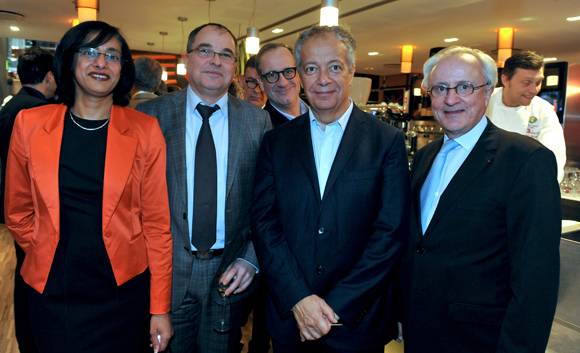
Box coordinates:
[240,55,266,108]
[0,45,56,353]
[4,21,173,353]
[486,51,565,182]
[129,56,162,109]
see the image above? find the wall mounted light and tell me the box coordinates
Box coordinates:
[246,27,260,54]
[320,0,339,26]
[497,28,514,68]
[75,0,99,23]
[401,45,414,73]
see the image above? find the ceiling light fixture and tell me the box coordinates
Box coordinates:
[246,27,260,54]
[543,58,557,62]
[368,52,379,56]
[71,19,79,27]
[177,17,188,75]
[10,26,20,31]
[401,45,414,74]
[496,28,515,68]
[567,16,580,21]
[444,38,458,42]
[160,31,168,81]
[246,0,260,55]
[272,28,284,33]
[320,0,339,26]
[75,0,99,23]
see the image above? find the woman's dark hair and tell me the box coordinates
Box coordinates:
[54,21,135,107]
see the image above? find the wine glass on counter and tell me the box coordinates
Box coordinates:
[213,277,232,333]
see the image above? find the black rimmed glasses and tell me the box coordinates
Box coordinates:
[428,83,488,98]
[245,79,260,89]
[260,67,297,84]
[190,47,237,64]
[76,48,124,65]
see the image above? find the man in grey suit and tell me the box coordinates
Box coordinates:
[137,23,271,353]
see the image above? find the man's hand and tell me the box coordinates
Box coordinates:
[150,313,174,353]
[220,259,256,296]
[292,295,339,342]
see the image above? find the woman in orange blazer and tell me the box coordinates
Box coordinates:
[5,21,173,353]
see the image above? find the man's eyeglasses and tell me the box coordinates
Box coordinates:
[76,48,124,65]
[428,83,488,98]
[260,67,297,84]
[190,47,237,64]
[245,79,260,89]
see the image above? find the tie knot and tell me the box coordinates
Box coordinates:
[196,103,220,121]
[439,139,459,156]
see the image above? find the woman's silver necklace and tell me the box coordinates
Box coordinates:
[69,111,109,131]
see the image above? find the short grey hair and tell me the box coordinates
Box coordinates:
[294,25,357,74]
[422,46,497,92]
[133,56,162,92]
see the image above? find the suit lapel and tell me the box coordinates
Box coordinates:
[423,122,498,238]
[226,95,243,198]
[320,106,367,204]
[166,90,188,207]
[29,104,67,234]
[102,106,138,232]
[294,114,321,205]
[410,139,442,244]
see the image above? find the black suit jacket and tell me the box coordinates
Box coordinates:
[0,87,48,223]
[263,100,291,128]
[251,105,410,350]
[401,120,561,353]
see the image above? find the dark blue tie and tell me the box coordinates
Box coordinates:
[192,103,220,253]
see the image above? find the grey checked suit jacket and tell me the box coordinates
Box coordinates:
[136,89,271,311]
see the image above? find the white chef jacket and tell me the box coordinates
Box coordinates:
[486,87,566,182]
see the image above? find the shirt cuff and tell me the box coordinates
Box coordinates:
[236,258,259,274]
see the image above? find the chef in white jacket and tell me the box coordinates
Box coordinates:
[486,51,566,182]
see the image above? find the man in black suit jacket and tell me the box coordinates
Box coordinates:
[256,43,308,128]
[400,46,560,353]
[251,26,410,353]
[0,46,56,353]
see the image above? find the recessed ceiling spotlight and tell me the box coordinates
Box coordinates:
[567,16,580,21]
[544,58,557,62]
[368,52,379,56]
[272,28,284,33]
[10,26,20,31]
[444,38,458,42]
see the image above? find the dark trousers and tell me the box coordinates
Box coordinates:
[14,241,39,353]
[272,339,384,353]
[237,276,270,353]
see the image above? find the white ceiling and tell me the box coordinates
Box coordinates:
[1,0,580,76]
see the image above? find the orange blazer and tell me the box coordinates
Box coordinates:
[5,104,172,315]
